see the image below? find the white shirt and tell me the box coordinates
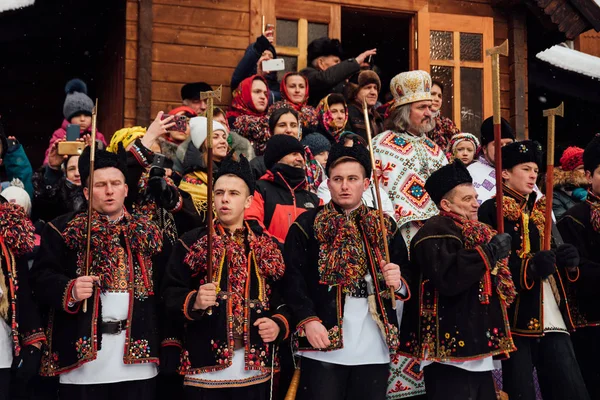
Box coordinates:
[0,317,12,369]
[60,292,157,385]
[542,281,568,333]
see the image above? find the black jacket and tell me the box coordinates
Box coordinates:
[479,185,575,336]
[32,166,85,223]
[557,192,600,328]
[398,215,516,361]
[346,102,384,142]
[300,59,361,107]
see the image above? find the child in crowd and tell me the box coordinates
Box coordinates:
[301,132,331,193]
[448,132,480,165]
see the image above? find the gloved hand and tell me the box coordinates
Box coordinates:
[485,233,512,263]
[159,345,181,375]
[530,250,556,279]
[148,175,168,198]
[13,344,42,382]
[556,244,580,269]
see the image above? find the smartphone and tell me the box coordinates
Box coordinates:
[58,141,85,156]
[262,58,285,72]
[6,138,17,148]
[66,124,80,141]
[265,23,275,39]
[161,114,187,132]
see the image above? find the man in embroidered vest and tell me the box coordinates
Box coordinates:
[557,133,600,399]
[282,140,410,400]
[162,152,290,399]
[30,146,164,400]
[467,117,515,205]
[0,196,45,400]
[399,160,516,400]
[478,140,589,400]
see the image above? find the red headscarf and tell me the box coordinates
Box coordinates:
[227,75,270,120]
[280,72,309,111]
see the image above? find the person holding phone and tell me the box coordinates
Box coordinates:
[43,79,107,165]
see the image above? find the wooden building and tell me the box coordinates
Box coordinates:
[0,0,599,164]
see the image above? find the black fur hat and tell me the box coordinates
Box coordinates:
[78,144,128,187]
[425,160,473,205]
[326,140,372,178]
[501,140,543,170]
[583,133,600,173]
[307,37,343,65]
[214,151,256,194]
[181,82,212,101]
[480,116,515,147]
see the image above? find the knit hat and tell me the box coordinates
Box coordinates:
[214,151,256,194]
[501,140,543,170]
[302,133,331,156]
[169,106,197,118]
[79,145,128,187]
[326,140,372,178]
[347,70,381,101]
[583,134,600,173]
[181,82,212,101]
[63,79,94,121]
[1,180,31,215]
[559,146,584,172]
[307,37,343,65]
[449,133,480,153]
[264,135,305,171]
[108,126,146,153]
[425,161,473,205]
[480,117,515,147]
[390,70,432,108]
[189,117,228,149]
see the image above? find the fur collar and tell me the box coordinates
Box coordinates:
[553,167,588,190]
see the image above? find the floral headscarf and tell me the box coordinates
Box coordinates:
[316,94,348,143]
[226,75,270,120]
[271,73,319,132]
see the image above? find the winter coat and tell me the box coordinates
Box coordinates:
[43,119,107,165]
[2,142,33,197]
[300,60,361,107]
[552,167,588,220]
[31,166,85,223]
[346,102,383,142]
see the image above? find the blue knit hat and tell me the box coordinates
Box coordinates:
[63,79,94,121]
[302,133,331,156]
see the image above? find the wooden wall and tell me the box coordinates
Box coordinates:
[576,29,600,57]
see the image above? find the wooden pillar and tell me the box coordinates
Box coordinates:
[136,0,152,127]
[508,10,527,140]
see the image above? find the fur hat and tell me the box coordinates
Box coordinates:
[214,151,256,194]
[425,161,473,205]
[560,146,584,172]
[480,117,515,147]
[264,135,305,171]
[390,70,432,108]
[347,70,381,101]
[501,140,543,170]
[189,117,228,149]
[181,82,212,101]
[307,37,343,65]
[302,133,331,156]
[79,145,128,187]
[63,79,94,121]
[326,140,372,178]
[583,134,600,173]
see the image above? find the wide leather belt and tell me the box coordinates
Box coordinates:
[101,319,128,335]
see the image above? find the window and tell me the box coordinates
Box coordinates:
[276,18,329,78]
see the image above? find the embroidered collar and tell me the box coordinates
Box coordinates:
[502,184,536,211]
[586,190,600,206]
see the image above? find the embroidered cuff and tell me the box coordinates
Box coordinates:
[394,276,411,301]
[130,139,154,168]
[62,279,81,314]
[522,258,535,290]
[161,338,183,348]
[183,290,206,321]
[168,192,183,213]
[296,316,321,331]
[271,314,290,341]
[21,328,46,346]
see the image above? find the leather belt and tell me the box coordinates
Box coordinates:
[100,319,128,335]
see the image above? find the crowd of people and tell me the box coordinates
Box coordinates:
[0,32,598,400]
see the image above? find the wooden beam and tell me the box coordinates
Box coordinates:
[569,0,600,31]
[136,0,152,126]
[298,18,309,70]
[329,4,341,40]
[508,11,527,139]
[416,6,430,70]
[452,31,461,129]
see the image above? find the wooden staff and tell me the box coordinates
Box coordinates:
[486,40,509,233]
[199,86,222,314]
[363,99,396,310]
[83,99,99,313]
[542,102,564,250]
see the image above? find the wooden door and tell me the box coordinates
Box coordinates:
[419,13,494,134]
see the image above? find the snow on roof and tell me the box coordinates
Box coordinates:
[536,44,600,80]
[0,0,34,13]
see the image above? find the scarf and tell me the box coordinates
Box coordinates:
[179,170,209,215]
[63,209,162,296]
[226,75,270,120]
[440,211,517,306]
[316,94,348,143]
[314,203,391,292]
[586,190,600,232]
[271,163,307,190]
[184,222,285,323]
[304,146,324,194]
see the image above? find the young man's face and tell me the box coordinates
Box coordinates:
[586,166,600,196]
[214,175,252,228]
[327,160,369,210]
[502,162,539,196]
[84,167,128,221]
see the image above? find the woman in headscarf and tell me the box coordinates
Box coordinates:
[227,75,271,155]
[269,72,319,134]
[315,93,348,143]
